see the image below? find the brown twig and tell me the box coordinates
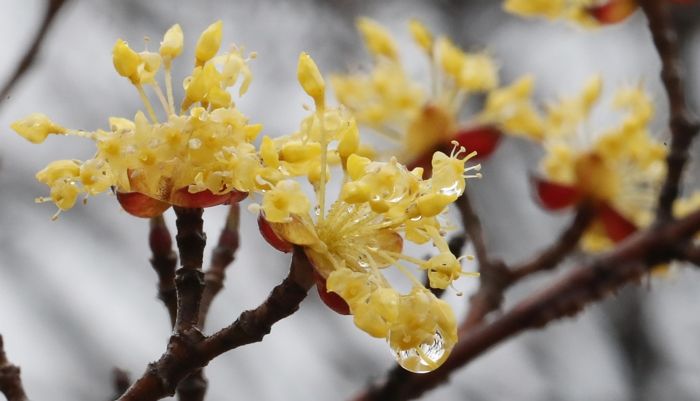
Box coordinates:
[0,335,29,401]
[0,0,69,103]
[173,207,207,333]
[198,204,241,329]
[354,209,700,401]
[149,215,178,327]
[510,203,595,280]
[110,368,131,401]
[177,204,241,401]
[117,248,315,401]
[638,0,700,221]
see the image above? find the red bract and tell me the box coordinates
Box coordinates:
[453,125,502,160]
[532,177,582,211]
[314,272,351,315]
[257,214,294,253]
[598,203,638,243]
[116,191,171,218]
[587,0,637,24]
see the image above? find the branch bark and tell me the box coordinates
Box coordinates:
[638,0,700,221]
[173,207,206,333]
[178,204,241,401]
[0,335,28,401]
[0,0,69,103]
[117,248,314,401]
[149,215,178,327]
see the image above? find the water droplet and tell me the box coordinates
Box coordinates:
[389,329,454,373]
[189,138,202,149]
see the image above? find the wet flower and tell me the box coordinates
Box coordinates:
[253,53,479,373]
[531,76,668,250]
[504,0,693,26]
[12,22,261,218]
[331,18,543,173]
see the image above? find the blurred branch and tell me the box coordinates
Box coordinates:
[149,215,178,327]
[0,335,29,401]
[177,204,241,401]
[638,0,700,221]
[118,248,314,401]
[355,209,700,401]
[0,0,69,103]
[110,368,131,401]
[510,203,595,280]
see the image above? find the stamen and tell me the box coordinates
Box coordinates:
[151,81,173,116]
[135,84,159,123]
[318,110,328,224]
[164,67,176,115]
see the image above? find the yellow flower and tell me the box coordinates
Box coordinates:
[503,0,639,26]
[534,78,667,252]
[331,18,538,168]
[12,22,262,219]
[255,53,479,373]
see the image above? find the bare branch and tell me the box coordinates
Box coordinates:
[0,0,69,103]
[173,207,207,333]
[638,0,700,221]
[0,335,29,401]
[110,368,131,401]
[510,203,595,280]
[117,248,315,401]
[149,215,178,327]
[178,204,241,401]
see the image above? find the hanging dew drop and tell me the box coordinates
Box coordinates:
[389,329,453,373]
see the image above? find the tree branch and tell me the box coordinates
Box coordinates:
[0,0,69,103]
[117,248,314,401]
[510,203,595,280]
[173,207,206,333]
[149,215,178,327]
[178,204,241,401]
[110,368,131,401]
[354,209,700,401]
[0,335,28,401]
[638,0,700,221]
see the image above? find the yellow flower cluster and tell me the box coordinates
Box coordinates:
[12,22,261,218]
[255,53,480,373]
[535,77,667,250]
[503,0,638,26]
[331,18,541,165]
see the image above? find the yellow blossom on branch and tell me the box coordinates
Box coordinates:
[532,77,668,251]
[254,53,480,373]
[11,22,262,219]
[503,0,639,26]
[331,18,542,172]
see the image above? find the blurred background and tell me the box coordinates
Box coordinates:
[1,0,700,400]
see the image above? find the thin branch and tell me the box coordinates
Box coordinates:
[149,215,178,327]
[0,335,29,401]
[173,207,207,333]
[117,248,315,401]
[0,0,69,103]
[198,203,241,329]
[110,368,131,401]
[638,0,700,221]
[177,204,241,401]
[354,209,700,401]
[510,203,595,280]
[454,192,488,265]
